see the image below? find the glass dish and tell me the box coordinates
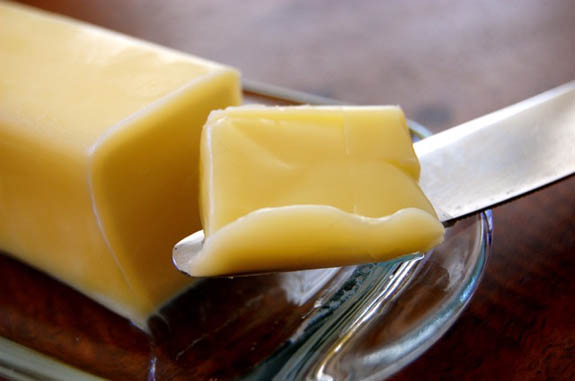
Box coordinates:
[0,84,492,380]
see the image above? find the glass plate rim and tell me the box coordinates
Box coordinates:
[0,85,492,381]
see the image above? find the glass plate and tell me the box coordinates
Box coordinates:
[0,85,492,380]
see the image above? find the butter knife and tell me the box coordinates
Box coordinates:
[173,82,575,270]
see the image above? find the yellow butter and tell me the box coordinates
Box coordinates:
[0,1,241,326]
[188,206,444,276]
[180,106,444,276]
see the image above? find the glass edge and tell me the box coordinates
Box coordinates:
[365,210,493,380]
[256,212,492,381]
[0,336,105,381]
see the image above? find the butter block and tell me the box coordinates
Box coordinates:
[176,106,444,276]
[0,1,241,327]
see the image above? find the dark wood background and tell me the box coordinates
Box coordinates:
[10,0,575,379]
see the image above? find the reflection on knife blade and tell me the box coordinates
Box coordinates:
[415,82,575,223]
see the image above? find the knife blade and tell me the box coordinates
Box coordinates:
[173,82,575,275]
[414,82,575,223]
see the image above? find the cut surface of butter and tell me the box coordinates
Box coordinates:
[176,106,444,277]
[0,1,241,327]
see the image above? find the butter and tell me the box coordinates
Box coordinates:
[0,1,241,327]
[176,106,444,276]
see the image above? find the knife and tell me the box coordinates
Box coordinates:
[415,81,574,223]
[173,82,574,272]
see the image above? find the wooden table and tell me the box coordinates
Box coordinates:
[10,1,575,379]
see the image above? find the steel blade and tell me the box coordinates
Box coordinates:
[414,82,575,222]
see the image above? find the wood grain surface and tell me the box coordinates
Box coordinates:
[6,0,575,379]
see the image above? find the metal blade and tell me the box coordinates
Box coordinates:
[414,82,575,223]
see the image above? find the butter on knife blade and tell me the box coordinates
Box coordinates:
[174,83,575,277]
[174,106,445,277]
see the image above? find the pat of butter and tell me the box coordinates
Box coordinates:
[176,106,444,276]
[0,2,241,327]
